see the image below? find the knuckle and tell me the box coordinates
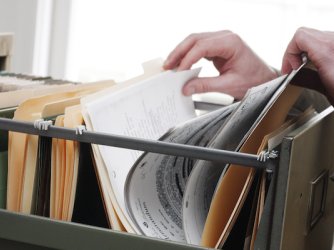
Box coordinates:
[186,33,199,41]
[193,40,209,57]
[224,29,234,35]
[217,29,233,36]
[296,26,308,33]
[226,32,242,44]
[295,27,309,41]
[195,38,207,48]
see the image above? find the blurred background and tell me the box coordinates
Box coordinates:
[0,0,333,82]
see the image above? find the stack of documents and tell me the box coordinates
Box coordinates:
[0,59,324,249]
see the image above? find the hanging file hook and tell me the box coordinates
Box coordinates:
[75,125,86,135]
[257,150,279,163]
[301,52,308,64]
[33,119,52,131]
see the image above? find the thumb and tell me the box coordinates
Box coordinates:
[182,74,240,96]
[281,53,302,75]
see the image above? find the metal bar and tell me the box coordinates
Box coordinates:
[0,117,266,168]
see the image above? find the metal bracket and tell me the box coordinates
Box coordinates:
[257,150,279,163]
[257,150,279,175]
[33,119,52,131]
[75,125,86,135]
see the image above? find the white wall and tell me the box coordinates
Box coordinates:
[47,0,72,79]
[0,0,39,73]
[65,0,334,83]
[0,0,333,82]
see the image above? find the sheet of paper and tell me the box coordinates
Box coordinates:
[125,104,236,242]
[82,68,200,232]
[182,75,287,245]
[201,84,302,249]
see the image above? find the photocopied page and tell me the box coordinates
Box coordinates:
[201,84,302,249]
[81,68,200,233]
[125,103,237,242]
[182,75,287,245]
[81,58,164,231]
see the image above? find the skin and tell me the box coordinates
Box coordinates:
[164,28,334,104]
[282,27,334,104]
[163,30,277,100]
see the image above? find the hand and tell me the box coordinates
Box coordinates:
[282,27,334,104]
[164,30,278,100]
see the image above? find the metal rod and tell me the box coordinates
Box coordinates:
[0,118,266,168]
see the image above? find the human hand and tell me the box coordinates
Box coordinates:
[164,30,278,99]
[282,27,334,104]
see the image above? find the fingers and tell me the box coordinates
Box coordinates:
[281,27,326,74]
[281,27,334,105]
[164,32,213,70]
[164,29,276,99]
[164,30,239,71]
[182,74,246,99]
[281,28,308,74]
[182,77,217,95]
[177,33,239,71]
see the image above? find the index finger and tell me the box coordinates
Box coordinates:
[281,27,322,74]
[177,32,240,71]
[164,32,212,70]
